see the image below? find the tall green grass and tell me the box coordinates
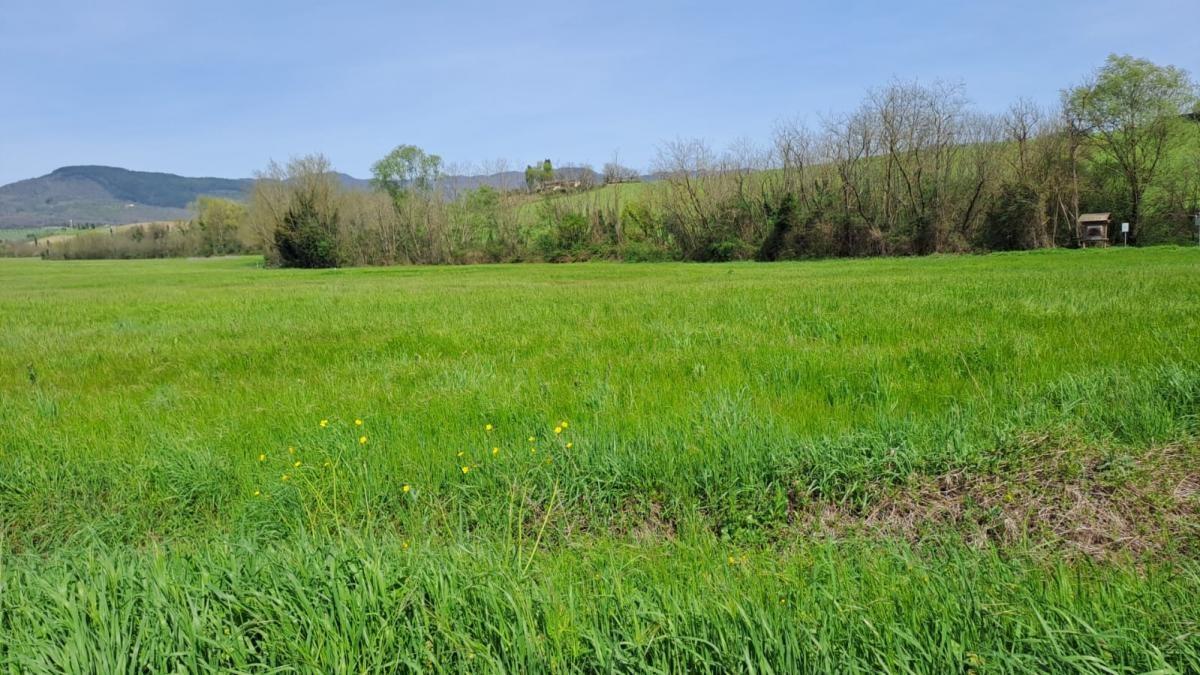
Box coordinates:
[3,539,1198,672]
[2,247,1199,669]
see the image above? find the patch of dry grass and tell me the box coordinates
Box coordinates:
[796,440,1200,559]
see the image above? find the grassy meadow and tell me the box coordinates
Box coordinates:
[2,248,1200,671]
[0,226,72,243]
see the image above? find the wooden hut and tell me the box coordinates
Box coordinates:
[1078,213,1111,248]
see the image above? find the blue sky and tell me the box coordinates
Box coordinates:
[1,0,1196,184]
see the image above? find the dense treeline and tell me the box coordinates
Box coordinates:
[246,54,1197,267]
[18,197,250,260]
[9,54,1196,264]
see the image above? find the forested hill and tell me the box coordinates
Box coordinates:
[0,165,605,228]
[0,166,253,228]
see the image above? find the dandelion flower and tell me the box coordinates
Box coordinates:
[293,460,302,468]
[359,436,367,445]
[566,442,573,449]
[457,451,464,458]
[402,484,411,493]
[253,490,261,496]
[560,421,568,429]
[320,419,328,428]
[492,447,499,456]
[282,474,290,482]
[355,419,363,426]
[485,423,493,431]
[258,453,266,462]
[554,426,563,435]
[727,556,736,565]
[528,436,535,443]
[461,465,470,474]
[402,541,410,549]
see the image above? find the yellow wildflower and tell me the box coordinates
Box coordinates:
[461,466,470,474]
[554,426,562,435]
[359,436,367,445]
[485,423,493,431]
[288,446,295,455]
[320,419,328,428]
[457,451,464,458]
[492,447,499,456]
[282,474,290,481]
[293,460,302,468]
[355,419,363,426]
[402,484,411,493]
[258,453,266,462]
[560,421,568,429]
[566,442,573,449]
[402,541,410,549]
[253,490,261,496]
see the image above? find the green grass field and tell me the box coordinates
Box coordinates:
[0,226,71,242]
[516,181,649,224]
[2,249,1200,671]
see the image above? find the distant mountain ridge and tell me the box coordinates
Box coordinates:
[0,165,609,228]
[0,166,254,228]
[48,166,252,207]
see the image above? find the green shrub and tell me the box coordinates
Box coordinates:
[757,193,797,261]
[274,194,340,268]
[620,240,674,262]
[979,183,1043,251]
[700,238,756,262]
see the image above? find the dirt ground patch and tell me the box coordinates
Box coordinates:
[796,441,1200,559]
